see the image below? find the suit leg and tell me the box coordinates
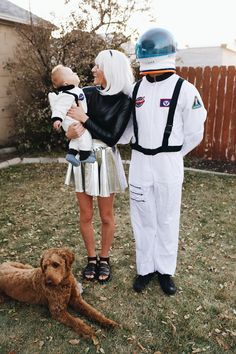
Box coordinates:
[130,184,157,275]
[154,181,182,275]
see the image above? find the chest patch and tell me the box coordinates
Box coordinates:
[135,96,145,107]
[79,93,85,101]
[160,98,171,107]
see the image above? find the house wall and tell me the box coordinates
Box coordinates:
[222,50,236,66]
[176,47,236,67]
[0,21,19,146]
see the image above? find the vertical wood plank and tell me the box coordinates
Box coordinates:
[200,66,212,158]
[178,66,189,80]
[176,65,235,161]
[214,66,227,159]
[227,67,236,161]
[208,66,220,160]
[194,67,205,156]
[220,66,235,160]
[188,66,196,86]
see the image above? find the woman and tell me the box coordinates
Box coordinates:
[66,49,134,283]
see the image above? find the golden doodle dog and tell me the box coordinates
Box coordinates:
[0,248,118,340]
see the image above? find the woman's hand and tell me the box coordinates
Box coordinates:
[66,123,86,140]
[67,101,89,123]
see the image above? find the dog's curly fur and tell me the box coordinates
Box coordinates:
[0,248,118,339]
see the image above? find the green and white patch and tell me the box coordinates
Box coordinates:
[192,96,202,109]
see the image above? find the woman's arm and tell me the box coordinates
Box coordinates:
[85,99,132,146]
[67,90,133,146]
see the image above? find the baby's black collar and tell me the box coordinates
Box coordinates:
[57,84,75,92]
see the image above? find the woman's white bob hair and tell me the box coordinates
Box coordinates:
[95,49,134,96]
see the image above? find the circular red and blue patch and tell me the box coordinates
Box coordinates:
[135,96,145,107]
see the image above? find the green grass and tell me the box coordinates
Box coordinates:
[0,163,235,354]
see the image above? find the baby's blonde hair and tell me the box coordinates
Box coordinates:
[51,64,65,88]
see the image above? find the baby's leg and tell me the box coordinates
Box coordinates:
[62,119,81,167]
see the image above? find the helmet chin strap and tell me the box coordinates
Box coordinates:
[140,69,176,76]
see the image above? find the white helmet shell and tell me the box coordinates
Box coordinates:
[135,27,177,74]
[138,54,176,74]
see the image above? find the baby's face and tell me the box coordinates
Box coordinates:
[60,67,80,86]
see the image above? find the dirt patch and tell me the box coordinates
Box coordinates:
[184,157,236,174]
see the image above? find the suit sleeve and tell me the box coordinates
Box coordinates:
[181,83,207,157]
[117,115,134,144]
[48,93,74,122]
[117,83,135,144]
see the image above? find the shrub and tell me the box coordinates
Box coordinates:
[6,0,150,152]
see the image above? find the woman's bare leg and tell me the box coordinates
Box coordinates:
[97,194,115,281]
[76,192,95,256]
[76,192,96,279]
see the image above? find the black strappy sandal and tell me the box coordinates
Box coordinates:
[98,257,111,284]
[82,256,98,281]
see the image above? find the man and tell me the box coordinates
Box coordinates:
[129,28,207,294]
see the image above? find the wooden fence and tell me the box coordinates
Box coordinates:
[176,66,236,161]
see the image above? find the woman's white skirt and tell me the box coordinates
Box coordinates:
[65,139,127,197]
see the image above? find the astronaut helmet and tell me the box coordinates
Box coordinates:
[135,27,177,75]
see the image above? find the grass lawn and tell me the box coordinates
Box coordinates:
[0,163,235,354]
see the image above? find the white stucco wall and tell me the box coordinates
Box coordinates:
[176,46,236,67]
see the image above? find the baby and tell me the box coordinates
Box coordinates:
[48,65,95,166]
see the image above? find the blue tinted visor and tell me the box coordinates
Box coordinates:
[136,28,176,59]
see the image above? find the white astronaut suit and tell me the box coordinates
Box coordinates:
[121,28,207,280]
[48,86,92,153]
[129,74,206,276]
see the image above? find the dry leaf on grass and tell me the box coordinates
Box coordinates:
[68,339,80,345]
[215,336,230,350]
[137,341,148,352]
[92,335,100,346]
[170,321,177,334]
[38,341,44,349]
[99,296,107,301]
